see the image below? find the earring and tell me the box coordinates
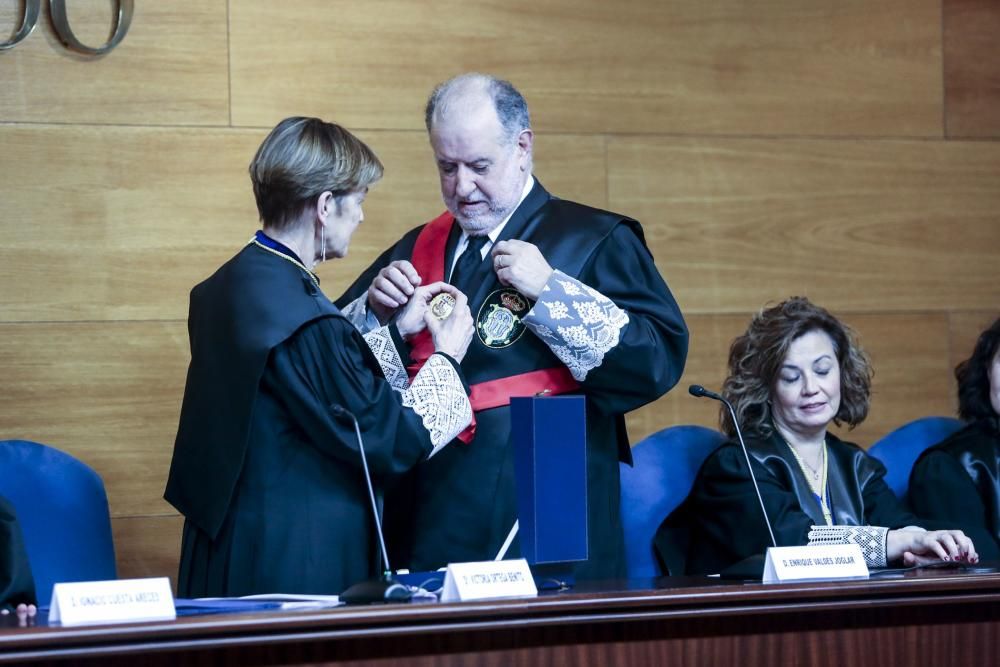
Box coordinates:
[321,224,326,263]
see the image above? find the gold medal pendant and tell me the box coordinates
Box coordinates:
[429,292,456,320]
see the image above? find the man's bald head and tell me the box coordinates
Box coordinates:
[425,73,531,146]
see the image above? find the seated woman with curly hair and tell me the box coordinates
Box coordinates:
[909,316,1000,552]
[678,297,981,575]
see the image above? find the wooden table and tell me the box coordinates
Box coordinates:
[2,569,1000,665]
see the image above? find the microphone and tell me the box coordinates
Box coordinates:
[331,405,412,604]
[688,385,777,549]
[688,384,724,401]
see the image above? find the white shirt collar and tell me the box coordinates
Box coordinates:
[455,175,535,260]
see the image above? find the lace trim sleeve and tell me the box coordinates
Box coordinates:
[807,525,889,568]
[362,326,409,391]
[341,294,379,334]
[521,270,629,382]
[402,354,472,454]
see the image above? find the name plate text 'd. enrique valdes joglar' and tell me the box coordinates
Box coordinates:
[476,289,530,348]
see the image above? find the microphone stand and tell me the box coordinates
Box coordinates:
[333,405,412,603]
[689,384,778,550]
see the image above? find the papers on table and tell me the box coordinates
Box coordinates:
[177,593,341,616]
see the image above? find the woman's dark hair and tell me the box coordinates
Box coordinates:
[956,316,1000,422]
[721,297,873,438]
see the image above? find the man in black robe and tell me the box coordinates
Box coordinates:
[337,73,688,580]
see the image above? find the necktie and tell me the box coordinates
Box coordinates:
[449,235,489,293]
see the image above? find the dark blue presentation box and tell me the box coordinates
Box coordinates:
[511,395,588,565]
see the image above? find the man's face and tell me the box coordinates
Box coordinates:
[430,100,531,235]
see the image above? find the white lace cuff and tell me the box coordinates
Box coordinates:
[402,354,472,455]
[522,270,629,381]
[362,326,409,391]
[807,525,889,568]
[341,294,380,334]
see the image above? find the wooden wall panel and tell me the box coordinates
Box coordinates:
[625,313,748,441]
[0,125,260,321]
[230,0,942,137]
[626,312,956,447]
[945,0,1000,138]
[0,0,229,125]
[949,311,999,375]
[0,126,606,321]
[1,0,995,582]
[0,321,188,516]
[112,515,183,586]
[609,137,1000,315]
[844,313,955,445]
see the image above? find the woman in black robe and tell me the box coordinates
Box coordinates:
[164,117,475,596]
[910,316,1000,552]
[676,297,980,575]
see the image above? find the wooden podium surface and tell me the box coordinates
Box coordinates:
[3,569,1000,666]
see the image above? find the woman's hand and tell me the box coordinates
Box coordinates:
[368,260,422,324]
[425,292,474,363]
[395,282,460,338]
[887,527,979,566]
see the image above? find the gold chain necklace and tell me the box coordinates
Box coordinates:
[250,238,321,292]
[788,440,823,483]
[784,438,833,525]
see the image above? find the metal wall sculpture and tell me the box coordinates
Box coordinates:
[1,0,133,55]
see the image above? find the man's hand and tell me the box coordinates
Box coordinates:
[490,240,554,301]
[396,282,463,338]
[368,260,422,324]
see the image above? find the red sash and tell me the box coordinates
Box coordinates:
[406,212,579,443]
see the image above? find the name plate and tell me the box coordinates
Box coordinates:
[440,559,538,603]
[49,577,176,626]
[763,544,869,583]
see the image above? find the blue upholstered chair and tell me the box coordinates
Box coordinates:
[0,440,117,603]
[620,425,726,579]
[867,417,965,500]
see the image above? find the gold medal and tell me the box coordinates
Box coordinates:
[429,292,456,320]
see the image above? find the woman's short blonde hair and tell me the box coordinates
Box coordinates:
[249,117,383,230]
[721,297,873,438]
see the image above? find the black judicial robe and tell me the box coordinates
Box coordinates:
[671,431,920,576]
[337,180,688,580]
[165,243,450,596]
[0,496,35,611]
[909,419,1000,552]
